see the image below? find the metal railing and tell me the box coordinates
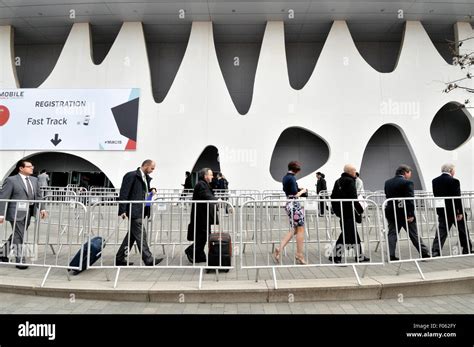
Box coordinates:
[239,198,383,288]
[0,191,472,289]
[382,195,473,279]
[0,199,88,287]
[88,199,236,288]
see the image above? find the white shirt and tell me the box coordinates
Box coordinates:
[139,169,148,192]
[355,177,364,193]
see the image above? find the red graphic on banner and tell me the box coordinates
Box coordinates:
[125,139,136,150]
[0,105,9,126]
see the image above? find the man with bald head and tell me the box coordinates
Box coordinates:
[115,160,163,266]
[329,164,369,263]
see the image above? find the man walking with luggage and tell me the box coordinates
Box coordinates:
[384,165,430,260]
[185,168,218,263]
[115,160,163,266]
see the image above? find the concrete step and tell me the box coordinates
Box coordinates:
[0,268,472,303]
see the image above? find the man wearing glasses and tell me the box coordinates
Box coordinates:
[0,160,47,269]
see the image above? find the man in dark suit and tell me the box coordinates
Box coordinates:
[0,160,47,269]
[185,168,218,263]
[384,165,430,260]
[115,160,163,266]
[431,164,472,256]
[329,164,369,263]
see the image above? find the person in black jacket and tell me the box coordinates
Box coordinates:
[180,171,194,200]
[329,164,369,263]
[384,165,429,260]
[316,172,327,216]
[185,168,219,263]
[115,160,163,266]
[215,173,229,190]
[183,171,193,190]
[431,164,472,256]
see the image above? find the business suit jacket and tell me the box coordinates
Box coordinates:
[432,173,463,222]
[330,173,364,218]
[187,179,218,241]
[384,175,415,222]
[118,168,152,219]
[0,174,42,221]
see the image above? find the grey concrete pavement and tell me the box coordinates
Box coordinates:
[0,292,473,314]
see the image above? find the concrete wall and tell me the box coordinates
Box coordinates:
[0,21,473,191]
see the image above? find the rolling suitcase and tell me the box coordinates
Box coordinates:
[68,236,105,275]
[208,232,231,272]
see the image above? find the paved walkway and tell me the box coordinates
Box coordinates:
[1,292,473,314]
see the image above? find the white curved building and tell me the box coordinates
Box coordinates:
[0,1,472,191]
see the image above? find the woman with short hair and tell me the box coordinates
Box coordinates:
[273,161,307,265]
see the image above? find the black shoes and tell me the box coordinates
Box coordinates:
[422,253,431,258]
[145,258,163,266]
[184,249,206,263]
[185,249,194,263]
[206,269,230,274]
[355,255,370,262]
[116,258,163,266]
[0,256,27,269]
[115,259,134,266]
[328,255,369,263]
[328,256,342,264]
[390,256,400,261]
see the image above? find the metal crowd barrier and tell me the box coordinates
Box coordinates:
[152,192,193,202]
[40,186,68,192]
[43,190,77,202]
[88,200,236,288]
[0,191,472,289]
[382,195,474,279]
[90,187,120,195]
[44,192,118,207]
[220,190,261,199]
[155,188,184,195]
[239,198,383,288]
[0,199,88,287]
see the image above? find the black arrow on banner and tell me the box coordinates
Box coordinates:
[50,134,62,146]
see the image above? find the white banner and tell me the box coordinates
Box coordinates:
[0,88,140,150]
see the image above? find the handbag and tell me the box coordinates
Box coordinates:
[298,188,308,198]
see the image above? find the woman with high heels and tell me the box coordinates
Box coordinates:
[273,161,307,265]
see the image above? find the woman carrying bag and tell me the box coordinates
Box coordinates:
[273,161,307,265]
